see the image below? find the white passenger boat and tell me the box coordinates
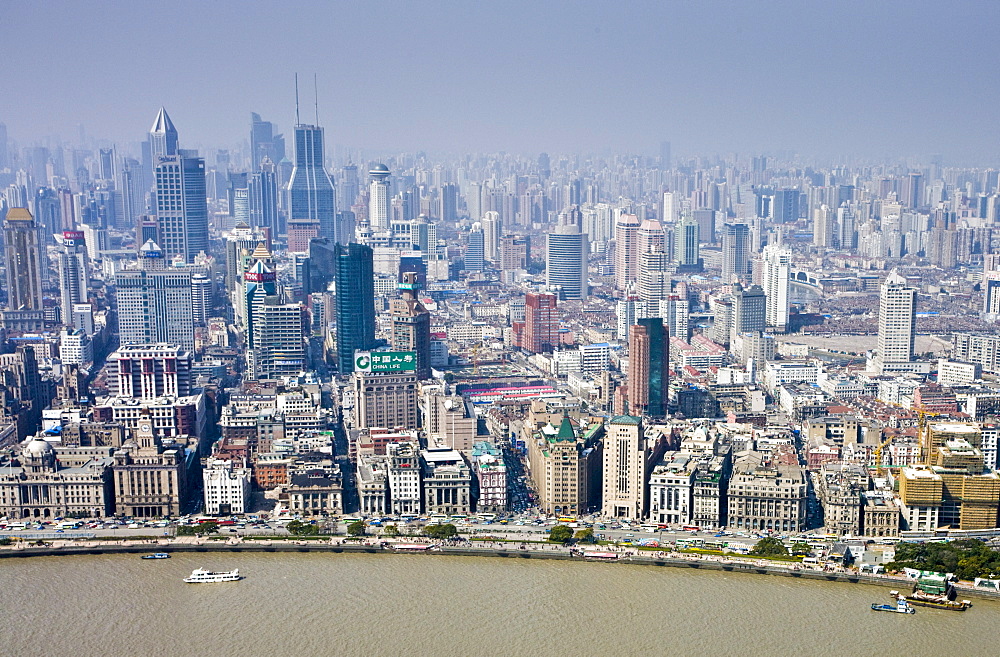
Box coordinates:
[183,568,242,583]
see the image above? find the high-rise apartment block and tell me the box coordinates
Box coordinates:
[761,244,791,331]
[876,270,917,373]
[524,291,558,354]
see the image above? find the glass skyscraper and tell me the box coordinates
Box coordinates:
[288,123,337,243]
[334,242,376,373]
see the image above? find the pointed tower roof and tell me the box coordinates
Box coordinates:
[555,414,576,441]
[250,241,272,260]
[139,239,163,256]
[150,107,176,134]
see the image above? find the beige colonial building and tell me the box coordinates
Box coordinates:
[727,451,808,532]
[112,415,190,518]
[0,438,114,519]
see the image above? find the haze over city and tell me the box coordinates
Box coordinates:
[4,0,1000,161]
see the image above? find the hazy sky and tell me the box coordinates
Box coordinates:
[3,0,999,163]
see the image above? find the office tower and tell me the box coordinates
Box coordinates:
[659,141,671,169]
[614,213,640,292]
[546,223,588,300]
[731,284,767,342]
[368,164,391,230]
[984,259,1000,320]
[674,214,700,270]
[602,415,649,520]
[661,192,679,224]
[287,123,337,243]
[0,122,7,170]
[250,112,284,171]
[637,219,665,254]
[390,272,431,380]
[481,211,502,262]
[117,157,146,228]
[115,240,194,350]
[191,274,212,325]
[57,230,88,324]
[901,172,924,209]
[33,188,61,243]
[638,249,671,312]
[109,345,192,399]
[692,209,716,243]
[353,370,419,430]
[499,234,529,273]
[667,291,690,342]
[440,183,458,223]
[153,154,208,264]
[409,214,438,254]
[876,269,917,373]
[524,291,558,354]
[761,244,791,332]
[248,158,279,235]
[338,164,359,214]
[242,260,306,378]
[466,223,485,272]
[721,222,751,282]
[628,317,668,417]
[3,208,44,311]
[334,243,377,373]
[773,189,800,223]
[148,107,178,164]
[837,204,856,249]
[813,204,836,248]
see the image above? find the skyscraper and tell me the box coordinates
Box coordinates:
[638,249,671,312]
[246,158,278,236]
[721,222,751,282]
[546,223,588,300]
[730,284,767,343]
[773,189,800,223]
[614,213,640,292]
[761,244,791,332]
[481,211,502,262]
[250,112,284,171]
[338,164,359,215]
[602,415,649,521]
[674,214,700,270]
[628,317,668,418]
[368,164,391,231]
[242,260,305,378]
[153,154,208,264]
[466,223,485,272]
[57,230,89,325]
[637,219,665,255]
[148,107,178,164]
[3,208,44,312]
[524,291,558,354]
[115,240,194,350]
[287,123,337,244]
[391,272,431,380]
[876,269,917,374]
[334,242,376,373]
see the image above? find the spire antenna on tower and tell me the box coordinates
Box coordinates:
[314,73,319,125]
[295,73,301,125]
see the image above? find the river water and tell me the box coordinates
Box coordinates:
[1,552,995,656]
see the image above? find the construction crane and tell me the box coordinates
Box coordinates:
[873,408,941,476]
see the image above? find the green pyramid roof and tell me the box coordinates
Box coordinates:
[555,415,576,440]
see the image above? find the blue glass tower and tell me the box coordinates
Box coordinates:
[334,242,376,373]
[288,123,337,243]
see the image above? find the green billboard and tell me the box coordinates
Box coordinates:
[354,351,417,373]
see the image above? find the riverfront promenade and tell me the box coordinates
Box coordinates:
[3,535,999,602]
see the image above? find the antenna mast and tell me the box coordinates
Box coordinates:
[314,73,319,124]
[294,73,300,125]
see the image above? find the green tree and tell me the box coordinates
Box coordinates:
[286,520,319,536]
[574,527,596,543]
[383,524,399,537]
[0,537,12,546]
[176,522,218,536]
[424,523,458,540]
[790,541,812,556]
[347,521,366,537]
[749,536,789,557]
[549,524,574,543]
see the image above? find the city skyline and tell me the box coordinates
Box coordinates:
[3,0,1000,163]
